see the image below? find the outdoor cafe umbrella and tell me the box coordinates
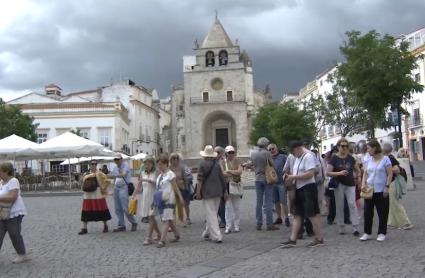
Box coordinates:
[32,132,113,189]
[0,134,40,161]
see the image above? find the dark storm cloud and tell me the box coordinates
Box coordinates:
[0,0,424,100]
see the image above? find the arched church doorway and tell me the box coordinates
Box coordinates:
[202,111,236,148]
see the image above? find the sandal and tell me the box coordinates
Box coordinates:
[171,235,180,243]
[153,234,161,241]
[157,241,166,248]
[143,238,153,245]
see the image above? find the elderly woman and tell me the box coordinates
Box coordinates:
[382,143,413,230]
[169,153,192,225]
[360,141,393,242]
[154,154,184,248]
[196,145,227,243]
[223,145,243,234]
[79,160,112,235]
[0,162,28,263]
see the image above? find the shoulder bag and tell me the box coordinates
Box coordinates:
[265,155,278,185]
[226,159,243,196]
[123,177,135,196]
[0,202,12,220]
[82,176,99,192]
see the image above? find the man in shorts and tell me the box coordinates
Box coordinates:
[281,140,324,248]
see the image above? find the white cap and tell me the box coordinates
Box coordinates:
[225,145,235,153]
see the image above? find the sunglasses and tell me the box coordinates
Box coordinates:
[227,151,235,154]
[339,145,349,148]
[268,148,275,151]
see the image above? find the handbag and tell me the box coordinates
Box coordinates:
[265,157,278,185]
[361,158,382,199]
[128,197,138,215]
[229,181,244,196]
[123,177,135,196]
[82,176,98,192]
[0,203,12,220]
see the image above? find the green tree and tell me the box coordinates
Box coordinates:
[326,71,368,137]
[338,30,423,138]
[69,128,82,136]
[301,94,327,140]
[0,98,37,141]
[250,102,315,148]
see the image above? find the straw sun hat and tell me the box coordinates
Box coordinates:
[200,145,218,158]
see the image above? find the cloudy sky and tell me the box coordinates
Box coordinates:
[0,0,424,101]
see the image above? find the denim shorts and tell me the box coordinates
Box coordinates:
[273,183,287,205]
[294,183,320,218]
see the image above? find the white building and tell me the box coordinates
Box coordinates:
[170,17,271,160]
[8,80,161,171]
[400,27,425,160]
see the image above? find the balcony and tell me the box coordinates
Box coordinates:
[409,116,423,128]
[190,95,245,104]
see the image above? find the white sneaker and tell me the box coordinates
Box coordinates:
[234,227,240,233]
[360,233,371,241]
[12,255,29,264]
[224,229,231,234]
[376,234,386,242]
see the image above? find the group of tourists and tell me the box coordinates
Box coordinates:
[250,136,413,248]
[0,136,415,262]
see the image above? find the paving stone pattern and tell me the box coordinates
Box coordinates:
[1,179,425,277]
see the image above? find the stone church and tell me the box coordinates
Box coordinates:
[170,17,271,159]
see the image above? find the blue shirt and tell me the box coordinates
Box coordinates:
[272,153,287,184]
[366,156,391,193]
[112,162,131,186]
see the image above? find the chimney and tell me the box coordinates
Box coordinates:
[45,84,62,96]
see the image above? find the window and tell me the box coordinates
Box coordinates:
[219,50,228,66]
[36,130,49,144]
[415,73,421,82]
[203,92,209,102]
[206,51,215,67]
[98,128,111,148]
[78,128,90,139]
[413,108,421,126]
[226,90,233,101]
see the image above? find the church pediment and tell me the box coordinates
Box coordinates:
[7,92,61,104]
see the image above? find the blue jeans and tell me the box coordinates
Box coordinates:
[255,181,274,227]
[114,185,137,228]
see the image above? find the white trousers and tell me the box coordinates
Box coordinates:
[203,197,222,241]
[225,195,241,230]
[335,184,359,228]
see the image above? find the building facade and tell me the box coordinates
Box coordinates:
[8,80,161,158]
[170,17,270,159]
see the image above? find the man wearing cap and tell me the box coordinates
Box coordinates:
[108,155,138,232]
[251,137,279,231]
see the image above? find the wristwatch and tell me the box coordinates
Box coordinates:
[385,184,390,188]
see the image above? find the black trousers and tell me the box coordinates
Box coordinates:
[326,189,350,224]
[364,192,389,235]
[218,197,226,224]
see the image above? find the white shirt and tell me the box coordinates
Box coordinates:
[292,152,317,189]
[0,178,27,218]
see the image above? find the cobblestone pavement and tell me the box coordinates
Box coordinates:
[1,179,425,277]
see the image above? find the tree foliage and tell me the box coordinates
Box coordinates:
[326,70,368,137]
[301,94,327,140]
[0,98,37,141]
[250,102,315,149]
[338,30,424,137]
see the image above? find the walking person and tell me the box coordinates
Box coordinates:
[132,156,161,244]
[360,141,393,242]
[268,144,289,227]
[214,146,226,229]
[382,144,413,230]
[0,162,29,263]
[326,138,361,236]
[281,140,324,248]
[154,154,184,248]
[169,153,192,225]
[79,160,112,235]
[251,137,279,231]
[223,145,243,234]
[108,155,138,232]
[196,145,227,243]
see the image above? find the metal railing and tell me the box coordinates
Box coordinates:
[190,95,245,104]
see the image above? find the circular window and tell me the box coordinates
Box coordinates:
[211,78,224,91]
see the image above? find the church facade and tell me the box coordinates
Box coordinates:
[170,18,271,159]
